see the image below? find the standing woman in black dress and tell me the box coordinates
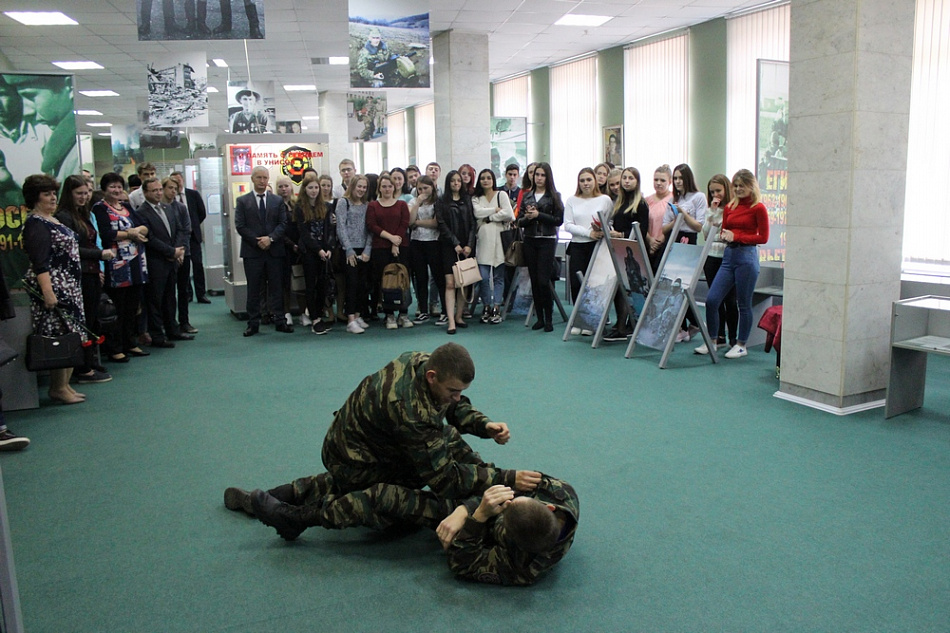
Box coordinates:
[435,170,476,334]
[56,174,115,383]
[517,162,564,332]
[21,174,87,404]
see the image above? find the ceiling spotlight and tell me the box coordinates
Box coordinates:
[53,61,104,70]
[75,110,103,116]
[554,14,611,27]
[79,90,120,97]
[283,84,317,92]
[4,11,77,25]
[212,58,228,67]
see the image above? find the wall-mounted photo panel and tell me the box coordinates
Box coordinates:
[346,92,388,142]
[490,117,527,180]
[148,52,208,127]
[137,0,264,41]
[275,121,302,134]
[756,59,788,266]
[227,81,275,134]
[349,0,429,88]
[603,125,622,166]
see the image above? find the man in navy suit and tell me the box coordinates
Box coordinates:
[234,166,292,336]
[170,172,208,335]
[136,177,193,347]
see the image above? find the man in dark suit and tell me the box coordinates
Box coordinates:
[162,175,197,335]
[234,166,292,336]
[136,177,194,347]
[171,172,209,324]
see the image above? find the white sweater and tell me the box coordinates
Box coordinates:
[563,194,613,243]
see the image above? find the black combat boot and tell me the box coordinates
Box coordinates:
[250,489,307,541]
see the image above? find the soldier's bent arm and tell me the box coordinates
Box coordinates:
[445,395,493,438]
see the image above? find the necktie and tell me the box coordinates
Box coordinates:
[156,203,171,235]
[258,194,266,225]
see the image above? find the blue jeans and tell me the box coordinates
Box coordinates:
[705,245,759,343]
[478,263,505,306]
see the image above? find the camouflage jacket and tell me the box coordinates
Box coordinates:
[321,351,517,497]
[356,42,390,81]
[446,475,579,586]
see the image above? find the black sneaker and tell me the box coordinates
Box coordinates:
[603,328,631,342]
[0,430,30,451]
[76,369,113,384]
[311,320,328,335]
[435,314,449,326]
[413,312,430,324]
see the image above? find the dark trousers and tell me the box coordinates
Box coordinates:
[566,241,596,304]
[244,256,284,327]
[176,257,191,326]
[300,251,328,323]
[522,237,557,324]
[218,0,259,30]
[77,273,102,372]
[147,264,179,341]
[190,239,207,299]
[410,240,444,314]
[140,0,176,31]
[105,285,142,355]
[343,257,370,316]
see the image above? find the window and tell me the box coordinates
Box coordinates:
[386,109,408,169]
[414,102,436,167]
[493,74,530,118]
[904,0,950,274]
[725,4,791,175]
[550,55,598,187]
[624,33,689,183]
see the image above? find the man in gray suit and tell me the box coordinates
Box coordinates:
[234,166,291,336]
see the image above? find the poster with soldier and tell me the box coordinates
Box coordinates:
[349,0,429,88]
[136,0,264,41]
[0,73,77,290]
[148,52,208,127]
[226,80,275,134]
[346,93,387,143]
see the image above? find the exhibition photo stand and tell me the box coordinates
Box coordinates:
[625,213,718,368]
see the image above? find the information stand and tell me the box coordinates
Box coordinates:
[503,267,567,326]
[625,214,718,368]
[601,221,653,349]
[563,238,616,345]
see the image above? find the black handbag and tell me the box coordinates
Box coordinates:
[98,292,117,325]
[26,330,85,371]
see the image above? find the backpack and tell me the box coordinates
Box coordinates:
[380,262,411,312]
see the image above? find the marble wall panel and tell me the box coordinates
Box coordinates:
[786,169,852,228]
[791,52,856,116]
[782,278,847,341]
[852,111,910,172]
[844,280,901,342]
[854,52,913,115]
[842,333,890,395]
[787,112,854,173]
[856,3,916,58]
[781,329,844,395]
[783,225,849,284]
[850,169,907,228]
[847,225,904,286]
[790,0,857,62]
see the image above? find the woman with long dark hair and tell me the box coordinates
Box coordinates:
[92,172,149,363]
[704,169,769,359]
[367,174,412,329]
[517,162,564,332]
[56,174,115,383]
[435,170,476,334]
[294,175,334,334]
[663,163,708,342]
[472,168,513,324]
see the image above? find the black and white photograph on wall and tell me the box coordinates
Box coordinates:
[0,72,77,289]
[275,120,302,134]
[603,125,622,167]
[136,0,265,41]
[148,52,208,127]
[490,117,527,180]
[227,80,275,134]
[349,0,429,88]
[347,93,387,142]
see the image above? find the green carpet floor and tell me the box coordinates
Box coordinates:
[2,298,949,632]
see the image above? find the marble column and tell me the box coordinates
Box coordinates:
[432,30,491,170]
[777,0,915,412]
[318,91,351,175]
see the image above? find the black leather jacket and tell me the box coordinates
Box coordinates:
[435,196,476,249]
[517,190,563,238]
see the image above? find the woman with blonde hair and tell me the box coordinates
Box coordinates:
[644,164,674,271]
[604,167,650,341]
[703,169,769,359]
[695,174,737,355]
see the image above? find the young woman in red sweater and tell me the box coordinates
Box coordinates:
[703,169,769,359]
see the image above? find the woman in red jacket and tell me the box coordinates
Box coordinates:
[704,169,769,359]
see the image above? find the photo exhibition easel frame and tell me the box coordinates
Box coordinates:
[625,213,719,368]
[601,220,654,349]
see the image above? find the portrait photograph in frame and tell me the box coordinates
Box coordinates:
[603,125,623,166]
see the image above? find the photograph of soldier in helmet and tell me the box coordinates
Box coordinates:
[348,1,430,89]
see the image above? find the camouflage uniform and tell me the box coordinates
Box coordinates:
[321,351,518,497]
[356,41,390,83]
[446,474,580,586]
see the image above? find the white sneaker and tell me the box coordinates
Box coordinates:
[694,343,711,355]
[300,312,313,327]
[397,315,414,328]
[570,327,581,336]
[581,329,593,336]
[724,344,747,359]
[284,313,293,326]
[356,317,369,329]
[346,320,365,334]
[385,315,398,330]
[675,329,689,343]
